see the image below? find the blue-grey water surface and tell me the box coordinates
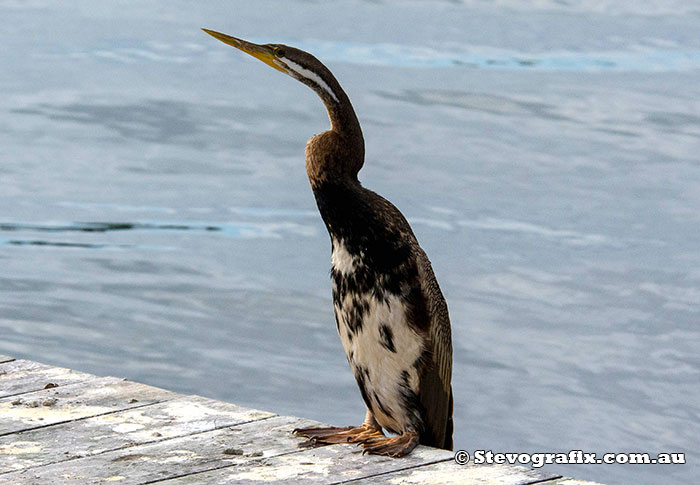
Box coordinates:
[1,2,699,483]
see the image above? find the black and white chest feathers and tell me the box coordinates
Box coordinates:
[313,181,433,434]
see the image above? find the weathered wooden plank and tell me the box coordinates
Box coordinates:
[0,356,14,364]
[0,394,274,473]
[0,377,175,436]
[0,415,323,484]
[0,360,94,398]
[345,460,562,484]
[157,443,452,484]
[0,359,606,485]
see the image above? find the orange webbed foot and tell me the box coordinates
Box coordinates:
[294,423,384,446]
[360,431,419,457]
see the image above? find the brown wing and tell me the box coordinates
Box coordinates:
[416,249,453,450]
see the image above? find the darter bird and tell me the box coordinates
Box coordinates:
[202,28,453,457]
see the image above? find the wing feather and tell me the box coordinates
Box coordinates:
[415,250,453,449]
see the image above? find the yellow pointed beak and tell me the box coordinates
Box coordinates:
[202,28,286,73]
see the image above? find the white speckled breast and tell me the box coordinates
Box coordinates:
[331,238,424,433]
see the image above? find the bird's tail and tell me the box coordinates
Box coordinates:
[444,386,454,450]
[419,384,454,450]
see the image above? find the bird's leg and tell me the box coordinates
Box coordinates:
[360,430,420,458]
[294,409,384,446]
[345,411,386,443]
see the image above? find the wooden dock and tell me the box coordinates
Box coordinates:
[0,355,603,484]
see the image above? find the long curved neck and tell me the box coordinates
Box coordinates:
[326,91,365,165]
[325,87,362,136]
[297,63,364,158]
[296,58,365,188]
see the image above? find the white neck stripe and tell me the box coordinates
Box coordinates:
[283,58,340,103]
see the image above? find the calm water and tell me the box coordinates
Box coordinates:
[2,1,699,483]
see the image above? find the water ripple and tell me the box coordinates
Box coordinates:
[291,40,700,72]
[0,219,318,249]
[0,221,221,233]
[48,40,700,72]
[458,217,614,247]
[0,237,160,250]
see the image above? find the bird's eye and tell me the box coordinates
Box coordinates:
[275,47,285,57]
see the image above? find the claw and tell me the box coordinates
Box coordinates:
[297,438,325,449]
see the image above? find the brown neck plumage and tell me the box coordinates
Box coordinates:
[304,71,365,189]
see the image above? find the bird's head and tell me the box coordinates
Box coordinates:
[202,29,342,107]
